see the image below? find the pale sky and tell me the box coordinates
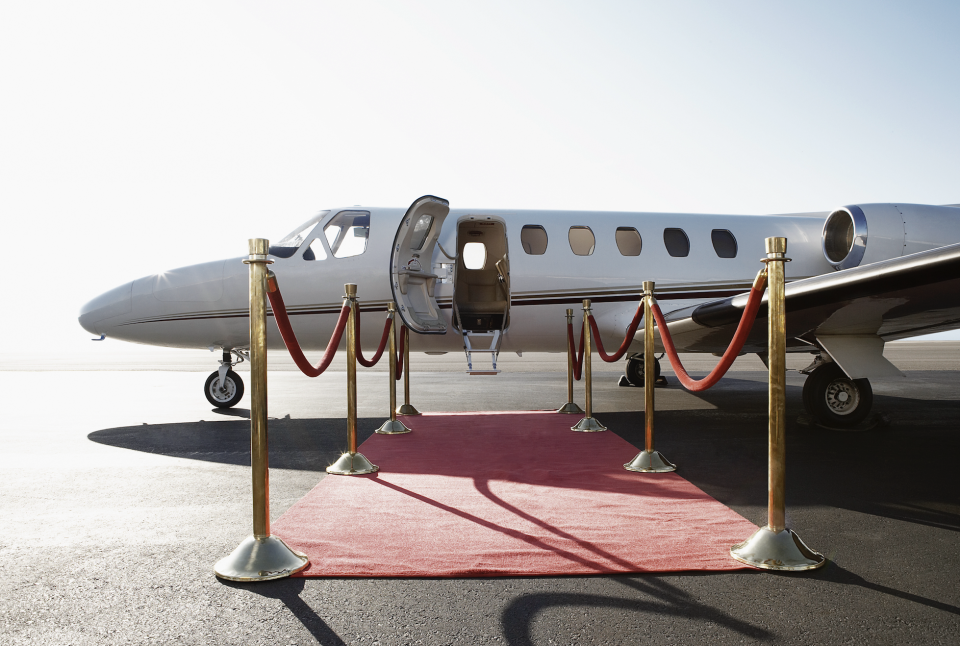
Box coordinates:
[2,0,959,355]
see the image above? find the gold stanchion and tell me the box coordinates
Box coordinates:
[557,308,585,414]
[326,284,380,475]
[572,299,606,432]
[624,282,675,472]
[730,237,825,571]
[377,303,412,434]
[214,239,308,581]
[397,326,421,416]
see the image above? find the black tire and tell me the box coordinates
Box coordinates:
[625,354,661,387]
[802,363,873,428]
[204,370,244,408]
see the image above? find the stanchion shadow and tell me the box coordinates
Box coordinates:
[372,477,643,573]
[500,574,773,645]
[87,418,380,472]
[471,476,640,572]
[791,562,960,617]
[219,577,346,645]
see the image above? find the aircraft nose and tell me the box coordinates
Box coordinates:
[78,281,133,335]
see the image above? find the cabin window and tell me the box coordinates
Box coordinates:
[568,226,596,256]
[463,242,486,269]
[521,225,548,255]
[410,214,434,251]
[615,227,642,256]
[303,237,327,261]
[663,228,690,257]
[711,229,738,258]
[324,210,370,258]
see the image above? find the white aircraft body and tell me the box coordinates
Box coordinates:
[79,196,960,427]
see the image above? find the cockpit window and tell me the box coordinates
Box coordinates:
[271,210,330,258]
[303,237,328,261]
[324,210,370,258]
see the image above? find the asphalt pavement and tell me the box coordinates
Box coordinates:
[1,345,958,645]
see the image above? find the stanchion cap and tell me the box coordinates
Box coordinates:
[344,283,358,297]
[765,237,787,255]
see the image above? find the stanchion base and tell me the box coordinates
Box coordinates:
[397,404,421,416]
[623,450,676,473]
[326,452,379,475]
[214,535,309,582]
[730,526,826,571]
[572,416,607,432]
[376,418,412,434]
[556,402,585,414]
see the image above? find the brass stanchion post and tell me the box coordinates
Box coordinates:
[377,303,411,434]
[557,308,585,414]
[572,299,606,432]
[326,284,380,475]
[624,282,675,472]
[730,237,825,571]
[397,326,421,416]
[214,239,308,581]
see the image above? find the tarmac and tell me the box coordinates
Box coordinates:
[1,342,958,645]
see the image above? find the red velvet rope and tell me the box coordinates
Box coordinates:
[354,306,393,368]
[566,320,586,381]
[652,271,768,392]
[396,326,406,381]
[588,305,643,363]
[267,287,350,378]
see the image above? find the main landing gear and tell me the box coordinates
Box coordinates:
[624,353,662,387]
[801,357,873,428]
[204,349,246,409]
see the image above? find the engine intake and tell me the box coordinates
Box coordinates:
[822,206,867,270]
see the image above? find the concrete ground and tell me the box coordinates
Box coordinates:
[1,343,958,645]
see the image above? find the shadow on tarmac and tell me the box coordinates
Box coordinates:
[88,377,960,532]
[501,574,774,645]
[220,578,347,646]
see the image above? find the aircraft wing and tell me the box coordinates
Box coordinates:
[659,242,960,370]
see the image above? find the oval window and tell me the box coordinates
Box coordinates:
[711,229,738,258]
[568,226,596,256]
[463,242,486,269]
[663,228,690,257]
[615,227,642,256]
[521,225,548,255]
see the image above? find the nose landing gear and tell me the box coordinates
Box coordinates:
[204,349,246,408]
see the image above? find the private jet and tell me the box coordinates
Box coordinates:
[78,196,960,428]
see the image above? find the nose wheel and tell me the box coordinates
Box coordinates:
[204,349,246,408]
[204,369,244,408]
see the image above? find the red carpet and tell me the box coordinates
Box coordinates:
[272,411,757,577]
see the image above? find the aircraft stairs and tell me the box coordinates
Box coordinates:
[461,329,503,375]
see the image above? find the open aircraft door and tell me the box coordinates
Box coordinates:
[390,195,450,334]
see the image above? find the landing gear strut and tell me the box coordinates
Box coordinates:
[802,360,873,428]
[625,353,661,387]
[204,349,246,408]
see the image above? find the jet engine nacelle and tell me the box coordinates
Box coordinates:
[822,203,960,270]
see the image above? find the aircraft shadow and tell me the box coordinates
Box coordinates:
[88,417,379,473]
